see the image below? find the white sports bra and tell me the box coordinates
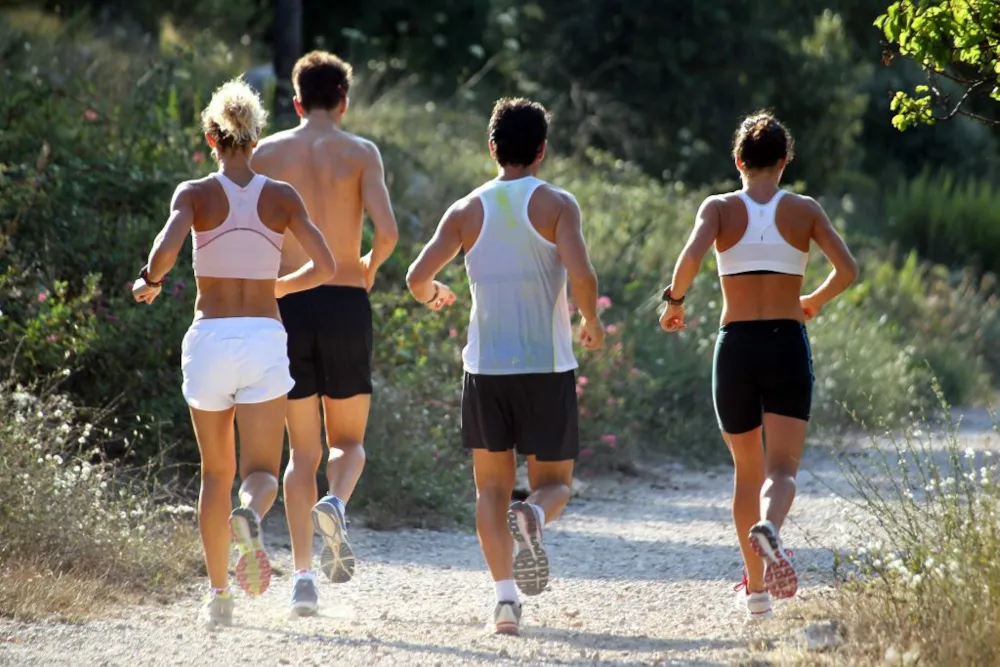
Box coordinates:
[715,190,808,276]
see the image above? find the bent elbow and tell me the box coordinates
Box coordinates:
[843,258,859,284]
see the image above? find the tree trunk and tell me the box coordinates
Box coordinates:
[272,0,303,130]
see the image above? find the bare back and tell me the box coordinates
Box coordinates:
[252,125,376,289]
[714,191,814,325]
[186,174,297,320]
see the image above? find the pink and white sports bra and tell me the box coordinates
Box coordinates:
[192,173,284,280]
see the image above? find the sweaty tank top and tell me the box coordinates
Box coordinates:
[192,173,284,280]
[715,190,808,276]
[462,176,577,376]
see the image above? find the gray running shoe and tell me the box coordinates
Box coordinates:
[312,495,356,583]
[290,572,319,617]
[508,502,549,596]
[491,601,523,635]
[229,506,272,597]
[200,590,234,630]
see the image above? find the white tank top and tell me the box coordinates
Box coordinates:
[715,190,808,276]
[462,176,577,375]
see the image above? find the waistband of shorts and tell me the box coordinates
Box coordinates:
[188,316,285,333]
[281,285,369,299]
[719,319,805,334]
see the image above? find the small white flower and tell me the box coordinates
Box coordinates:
[965,447,976,459]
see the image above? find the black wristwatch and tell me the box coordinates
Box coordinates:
[661,285,685,306]
[139,265,164,288]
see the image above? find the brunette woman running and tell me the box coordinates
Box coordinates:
[132,78,336,628]
[658,112,858,620]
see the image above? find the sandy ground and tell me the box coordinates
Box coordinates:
[2,409,995,667]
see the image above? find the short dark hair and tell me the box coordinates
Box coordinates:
[732,112,794,171]
[488,98,550,167]
[292,51,353,112]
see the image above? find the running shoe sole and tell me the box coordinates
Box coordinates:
[312,500,356,583]
[508,503,549,597]
[230,507,271,597]
[749,526,798,599]
[491,602,522,635]
[291,600,318,617]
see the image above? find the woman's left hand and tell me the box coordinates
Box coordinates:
[132,278,162,305]
[659,303,686,332]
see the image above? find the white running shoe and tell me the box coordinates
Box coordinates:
[229,506,272,597]
[312,495,356,583]
[491,601,523,635]
[200,589,234,629]
[749,520,798,599]
[507,502,549,596]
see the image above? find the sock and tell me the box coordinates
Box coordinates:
[294,569,313,577]
[495,579,519,604]
[529,503,546,527]
[209,586,230,597]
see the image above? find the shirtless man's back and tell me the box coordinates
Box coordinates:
[250,51,398,617]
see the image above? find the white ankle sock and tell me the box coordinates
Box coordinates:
[529,503,546,526]
[495,579,519,604]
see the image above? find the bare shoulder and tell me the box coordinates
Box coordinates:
[254,128,297,153]
[351,134,384,166]
[174,177,212,205]
[783,192,825,218]
[701,193,731,211]
[449,190,484,221]
[260,178,302,206]
[535,183,580,217]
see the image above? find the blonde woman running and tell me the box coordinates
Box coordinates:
[132,78,336,628]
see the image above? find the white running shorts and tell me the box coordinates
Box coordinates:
[180,317,294,412]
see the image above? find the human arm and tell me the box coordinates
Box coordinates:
[275,184,337,298]
[132,183,196,304]
[404,199,465,311]
[360,143,400,291]
[659,196,722,332]
[553,194,604,350]
[801,198,859,319]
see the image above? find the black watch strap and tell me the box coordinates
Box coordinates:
[661,285,685,306]
[140,265,164,288]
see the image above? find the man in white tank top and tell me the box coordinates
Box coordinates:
[406,98,605,635]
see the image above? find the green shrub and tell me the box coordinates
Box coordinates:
[830,392,1000,665]
[0,382,200,620]
[882,169,1000,275]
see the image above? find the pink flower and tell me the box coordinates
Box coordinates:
[192,152,204,164]
[597,296,612,311]
[449,328,458,338]
[567,302,577,317]
[600,434,617,448]
[577,376,588,386]
[83,109,98,121]
[125,281,134,291]
[46,335,58,343]
[576,386,584,397]
[37,292,48,303]
[606,324,619,335]
[580,447,595,458]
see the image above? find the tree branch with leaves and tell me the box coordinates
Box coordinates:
[877,0,1000,130]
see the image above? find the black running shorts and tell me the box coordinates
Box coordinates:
[712,319,814,435]
[278,286,373,400]
[461,370,579,462]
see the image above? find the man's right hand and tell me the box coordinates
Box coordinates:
[425,281,457,312]
[361,251,377,292]
[578,316,605,350]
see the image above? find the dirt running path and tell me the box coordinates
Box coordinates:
[7,413,994,667]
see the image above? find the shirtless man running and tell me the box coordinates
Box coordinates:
[251,51,399,616]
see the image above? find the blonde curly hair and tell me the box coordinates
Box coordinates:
[201,77,268,156]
